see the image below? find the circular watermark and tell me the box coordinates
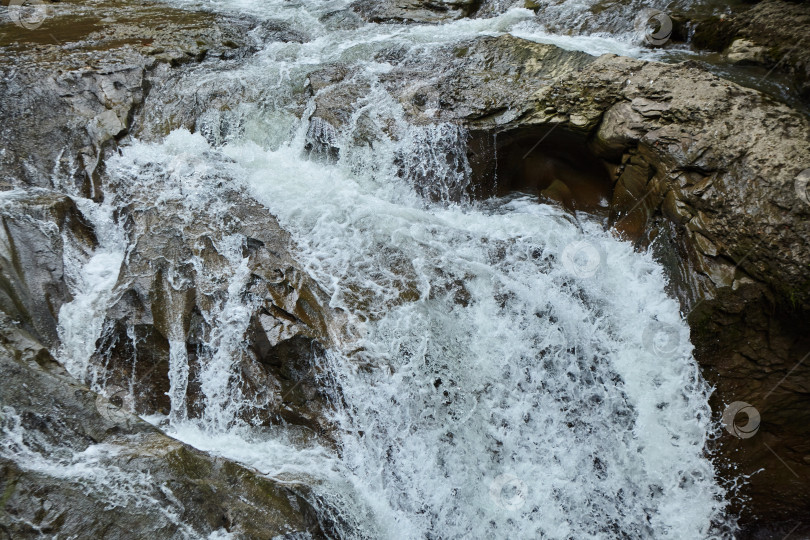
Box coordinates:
[634,9,672,46]
[641,321,682,359]
[404,387,479,430]
[488,473,527,511]
[721,401,760,439]
[561,239,604,279]
[795,168,810,206]
[8,0,50,30]
[446,391,478,429]
[95,385,133,426]
[410,85,442,118]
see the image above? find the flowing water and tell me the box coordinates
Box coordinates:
[44,0,740,537]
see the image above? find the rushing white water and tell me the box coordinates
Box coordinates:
[57,198,127,385]
[48,0,738,538]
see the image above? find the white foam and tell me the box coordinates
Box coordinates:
[103,120,732,537]
[50,0,734,536]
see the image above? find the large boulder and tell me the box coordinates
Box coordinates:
[0,318,325,539]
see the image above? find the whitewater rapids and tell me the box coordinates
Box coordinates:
[47,0,736,538]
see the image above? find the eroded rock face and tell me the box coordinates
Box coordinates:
[304,36,596,164]
[0,61,144,199]
[0,0,295,199]
[0,0,337,434]
[0,190,96,347]
[308,33,810,533]
[91,176,338,436]
[0,319,325,539]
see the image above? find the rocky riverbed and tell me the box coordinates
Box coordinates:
[1,0,809,538]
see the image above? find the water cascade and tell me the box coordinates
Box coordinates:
[39,0,737,537]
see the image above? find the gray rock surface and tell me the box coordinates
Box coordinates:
[351,0,483,24]
[0,0,300,198]
[93,168,338,436]
[0,190,96,347]
[0,319,325,539]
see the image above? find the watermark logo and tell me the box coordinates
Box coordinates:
[488,473,527,511]
[405,388,479,430]
[642,321,682,359]
[95,385,133,426]
[561,239,604,279]
[795,168,810,206]
[634,9,672,46]
[721,401,760,439]
[7,0,50,30]
[447,391,478,428]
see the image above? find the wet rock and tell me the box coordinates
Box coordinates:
[319,9,364,30]
[90,174,338,437]
[305,36,594,158]
[690,14,739,53]
[305,64,368,158]
[351,0,482,24]
[0,61,146,199]
[0,190,96,348]
[731,0,810,100]
[309,33,810,531]
[0,0,273,199]
[724,38,770,66]
[0,318,326,539]
[0,3,336,535]
[686,0,810,102]
[391,36,595,125]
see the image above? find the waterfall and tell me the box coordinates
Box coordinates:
[51,0,735,538]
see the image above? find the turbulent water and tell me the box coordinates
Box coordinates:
[46,0,737,538]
